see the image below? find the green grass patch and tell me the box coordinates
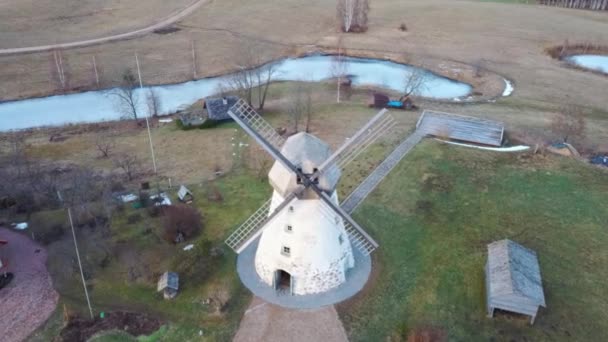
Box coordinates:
[338,140,608,341]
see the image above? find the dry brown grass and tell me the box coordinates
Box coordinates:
[0,0,193,48]
[1,0,607,109]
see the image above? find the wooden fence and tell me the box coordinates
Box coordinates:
[538,0,608,10]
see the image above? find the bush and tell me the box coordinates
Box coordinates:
[176,118,220,131]
[37,223,65,245]
[127,213,141,224]
[399,23,407,31]
[161,205,203,243]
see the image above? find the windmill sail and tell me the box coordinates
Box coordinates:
[228,99,285,150]
[316,190,379,255]
[225,192,299,253]
[225,98,382,256]
[313,109,396,179]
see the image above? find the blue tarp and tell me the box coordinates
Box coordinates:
[387,101,402,108]
[591,155,608,166]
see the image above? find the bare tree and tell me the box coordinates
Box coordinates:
[288,83,307,133]
[161,205,203,243]
[550,105,586,144]
[337,0,370,33]
[95,133,115,158]
[403,68,429,97]
[113,153,141,181]
[299,83,314,133]
[331,37,349,103]
[110,69,140,120]
[226,43,278,110]
[147,89,162,117]
[255,62,278,110]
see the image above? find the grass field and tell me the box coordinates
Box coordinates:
[0,0,193,48]
[338,140,608,341]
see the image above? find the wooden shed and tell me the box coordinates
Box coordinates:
[177,185,194,203]
[205,96,239,121]
[416,110,504,147]
[157,271,179,300]
[485,239,546,324]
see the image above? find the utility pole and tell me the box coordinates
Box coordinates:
[135,53,158,174]
[92,55,100,87]
[191,38,197,79]
[57,191,93,319]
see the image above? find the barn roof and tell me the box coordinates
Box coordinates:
[157,271,179,292]
[416,110,504,146]
[487,239,545,307]
[206,96,239,121]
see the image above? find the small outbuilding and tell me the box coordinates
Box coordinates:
[485,239,546,324]
[416,110,505,147]
[177,185,194,203]
[204,96,239,121]
[368,93,390,108]
[157,271,179,300]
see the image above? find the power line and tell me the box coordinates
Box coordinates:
[135,53,158,174]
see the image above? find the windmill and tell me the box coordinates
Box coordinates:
[225,99,396,296]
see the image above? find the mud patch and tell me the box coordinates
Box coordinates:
[421,173,453,193]
[153,26,181,35]
[59,311,162,342]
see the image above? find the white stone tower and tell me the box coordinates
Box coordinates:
[254,132,355,295]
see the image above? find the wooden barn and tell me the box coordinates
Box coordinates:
[416,110,505,147]
[485,239,546,324]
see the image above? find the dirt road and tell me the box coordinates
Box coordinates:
[0,0,209,55]
[234,297,349,342]
[0,228,59,342]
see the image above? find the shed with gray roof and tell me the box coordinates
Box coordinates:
[416,110,504,147]
[157,271,179,299]
[205,96,239,121]
[485,239,546,324]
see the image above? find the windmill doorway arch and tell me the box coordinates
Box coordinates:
[274,269,293,295]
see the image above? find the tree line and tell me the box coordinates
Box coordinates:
[538,0,608,10]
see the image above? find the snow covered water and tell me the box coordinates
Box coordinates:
[567,55,608,74]
[0,55,472,131]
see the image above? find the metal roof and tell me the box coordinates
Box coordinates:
[157,271,179,292]
[416,110,504,146]
[206,96,239,121]
[487,239,546,307]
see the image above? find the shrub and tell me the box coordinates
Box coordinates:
[37,223,65,245]
[161,205,203,243]
[127,213,141,224]
[399,23,407,31]
[176,118,220,130]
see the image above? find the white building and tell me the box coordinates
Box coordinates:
[254,133,355,295]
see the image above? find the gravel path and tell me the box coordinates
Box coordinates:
[341,131,424,213]
[0,228,59,342]
[0,0,208,55]
[234,297,348,342]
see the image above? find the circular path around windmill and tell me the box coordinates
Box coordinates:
[237,238,371,309]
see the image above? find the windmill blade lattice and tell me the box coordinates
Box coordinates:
[228,99,285,151]
[225,192,299,253]
[317,196,377,256]
[315,109,396,179]
[315,191,379,255]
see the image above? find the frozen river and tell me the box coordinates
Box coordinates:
[0,55,473,131]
